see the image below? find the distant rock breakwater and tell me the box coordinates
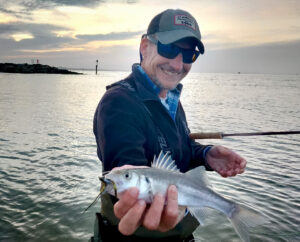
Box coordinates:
[0,63,82,74]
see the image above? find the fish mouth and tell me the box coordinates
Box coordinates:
[99,177,117,197]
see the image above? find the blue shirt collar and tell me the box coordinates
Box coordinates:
[136,65,182,120]
[136,65,182,95]
[136,65,161,95]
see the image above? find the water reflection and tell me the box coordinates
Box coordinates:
[0,71,299,241]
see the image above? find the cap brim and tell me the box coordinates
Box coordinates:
[156,30,205,54]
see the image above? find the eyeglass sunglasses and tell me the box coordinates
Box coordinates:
[145,34,200,64]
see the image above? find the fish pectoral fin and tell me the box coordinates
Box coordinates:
[147,186,154,203]
[186,166,212,188]
[188,207,211,225]
[144,176,154,203]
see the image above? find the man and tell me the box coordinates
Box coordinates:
[93,9,246,242]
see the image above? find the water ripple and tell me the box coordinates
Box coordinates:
[1,72,299,241]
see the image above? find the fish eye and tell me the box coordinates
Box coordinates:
[124,172,131,179]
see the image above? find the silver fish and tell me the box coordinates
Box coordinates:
[101,151,268,242]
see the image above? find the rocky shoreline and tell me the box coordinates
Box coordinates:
[0,63,82,74]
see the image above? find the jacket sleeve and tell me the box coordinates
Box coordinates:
[190,140,213,171]
[93,88,149,172]
[177,102,214,171]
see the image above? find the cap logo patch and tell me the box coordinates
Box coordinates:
[174,15,196,30]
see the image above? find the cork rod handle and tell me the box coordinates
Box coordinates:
[189,132,223,140]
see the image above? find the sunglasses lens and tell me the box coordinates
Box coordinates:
[182,50,200,64]
[157,41,199,63]
[157,42,179,59]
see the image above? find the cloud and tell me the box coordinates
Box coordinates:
[19,0,105,10]
[0,22,76,57]
[0,5,32,20]
[0,21,142,64]
[0,22,142,48]
[76,31,143,41]
[0,22,71,45]
[0,0,139,18]
[0,22,68,34]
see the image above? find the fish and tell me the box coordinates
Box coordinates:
[99,151,268,242]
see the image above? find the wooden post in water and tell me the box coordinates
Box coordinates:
[96,59,98,75]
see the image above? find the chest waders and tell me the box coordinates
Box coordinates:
[90,81,196,242]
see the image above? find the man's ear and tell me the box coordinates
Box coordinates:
[140,37,149,60]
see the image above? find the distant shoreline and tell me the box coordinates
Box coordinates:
[0,63,82,74]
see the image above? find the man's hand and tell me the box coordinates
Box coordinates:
[113,185,180,235]
[206,145,247,177]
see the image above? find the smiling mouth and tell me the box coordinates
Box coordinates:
[160,66,181,76]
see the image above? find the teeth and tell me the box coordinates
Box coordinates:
[162,68,179,76]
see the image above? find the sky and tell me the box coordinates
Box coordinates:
[0,0,300,74]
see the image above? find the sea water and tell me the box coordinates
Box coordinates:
[0,71,299,241]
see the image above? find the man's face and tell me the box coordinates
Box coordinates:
[141,39,193,93]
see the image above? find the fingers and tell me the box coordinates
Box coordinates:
[114,185,178,235]
[164,185,179,222]
[239,158,247,171]
[218,158,247,177]
[115,186,180,235]
[143,185,179,232]
[159,185,179,232]
[114,187,139,219]
[231,156,247,175]
[118,199,146,235]
[143,193,165,230]
[114,187,147,235]
[112,165,136,171]
[209,145,247,178]
[112,165,148,171]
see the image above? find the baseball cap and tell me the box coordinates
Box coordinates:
[146,9,205,54]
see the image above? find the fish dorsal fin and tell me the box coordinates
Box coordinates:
[152,151,180,172]
[186,166,212,188]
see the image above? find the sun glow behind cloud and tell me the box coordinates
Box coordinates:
[11,32,34,41]
[2,1,300,50]
[0,13,16,23]
[0,0,300,73]
[18,38,140,54]
[21,3,149,50]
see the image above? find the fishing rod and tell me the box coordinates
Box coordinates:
[189,131,300,140]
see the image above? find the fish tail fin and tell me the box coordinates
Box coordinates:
[229,203,268,242]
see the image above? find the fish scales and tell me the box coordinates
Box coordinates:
[128,167,234,215]
[97,151,268,242]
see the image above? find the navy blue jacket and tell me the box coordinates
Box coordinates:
[93,64,211,173]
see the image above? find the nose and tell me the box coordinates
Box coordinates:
[169,53,183,71]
